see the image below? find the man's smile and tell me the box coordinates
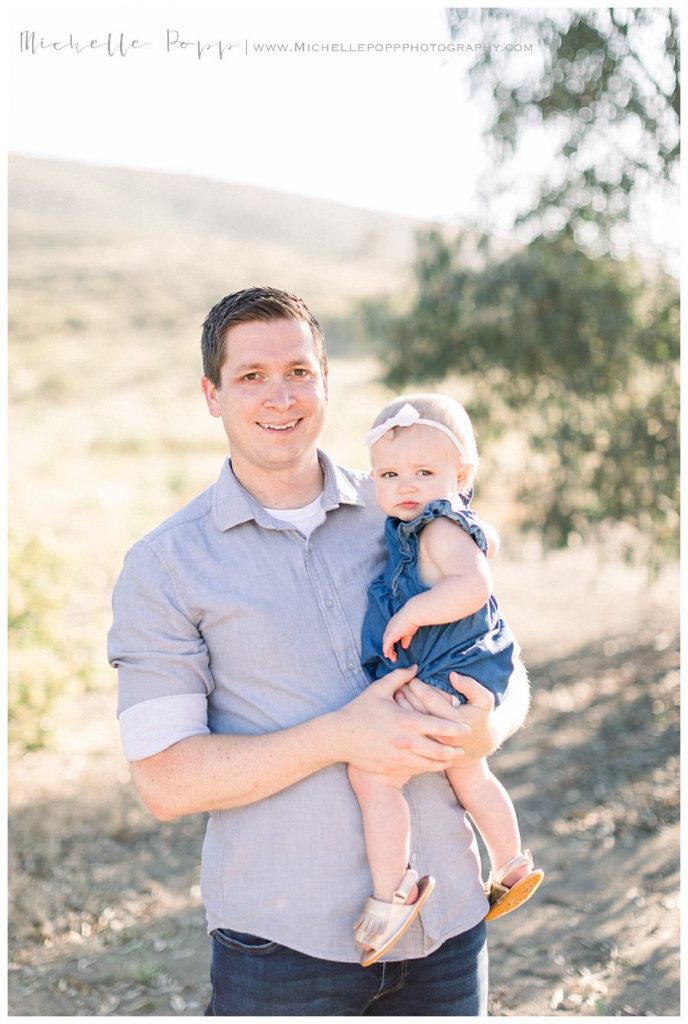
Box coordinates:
[256,419,301,431]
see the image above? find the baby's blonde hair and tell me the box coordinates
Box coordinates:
[371,393,479,494]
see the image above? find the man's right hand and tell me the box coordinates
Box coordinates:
[329,665,470,777]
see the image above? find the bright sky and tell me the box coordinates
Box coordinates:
[9,1,497,221]
[7,0,678,267]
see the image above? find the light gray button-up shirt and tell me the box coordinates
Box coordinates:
[108,452,488,961]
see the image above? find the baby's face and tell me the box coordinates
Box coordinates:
[370,425,464,520]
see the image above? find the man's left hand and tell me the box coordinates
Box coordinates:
[394,673,499,764]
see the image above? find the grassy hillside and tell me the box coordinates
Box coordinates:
[9,154,421,336]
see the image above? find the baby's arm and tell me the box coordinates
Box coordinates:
[382,518,493,660]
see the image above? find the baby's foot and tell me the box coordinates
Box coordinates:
[355,867,422,952]
[354,872,436,967]
[359,881,418,952]
[499,862,531,889]
[484,850,543,921]
[376,881,419,904]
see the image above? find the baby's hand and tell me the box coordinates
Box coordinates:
[382,610,419,661]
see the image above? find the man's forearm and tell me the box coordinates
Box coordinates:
[129,667,475,821]
[130,712,340,820]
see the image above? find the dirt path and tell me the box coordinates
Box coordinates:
[9,603,679,1016]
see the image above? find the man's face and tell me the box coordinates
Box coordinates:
[201,318,328,478]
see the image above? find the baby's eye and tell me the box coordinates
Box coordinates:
[380,471,398,479]
[418,469,433,476]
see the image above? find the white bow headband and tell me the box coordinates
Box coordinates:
[364,403,465,455]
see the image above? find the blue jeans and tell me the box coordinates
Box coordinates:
[204,920,488,1016]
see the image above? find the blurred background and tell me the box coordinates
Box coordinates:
[8,4,679,1017]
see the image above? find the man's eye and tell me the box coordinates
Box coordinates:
[291,368,311,377]
[243,372,261,381]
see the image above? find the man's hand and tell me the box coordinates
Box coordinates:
[382,609,420,661]
[331,665,471,777]
[394,669,528,764]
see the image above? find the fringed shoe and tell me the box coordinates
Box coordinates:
[354,868,435,967]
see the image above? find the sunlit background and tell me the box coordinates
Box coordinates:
[8,3,679,1017]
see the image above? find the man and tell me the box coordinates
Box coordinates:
[108,286,530,1015]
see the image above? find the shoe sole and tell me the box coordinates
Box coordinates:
[485,869,544,922]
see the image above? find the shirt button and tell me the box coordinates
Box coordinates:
[347,661,356,671]
[325,597,334,608]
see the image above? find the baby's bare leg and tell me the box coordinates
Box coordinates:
[347,764,417,903]
[446,759,528,883]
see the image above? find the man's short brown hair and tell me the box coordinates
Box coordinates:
[201,286,327,386]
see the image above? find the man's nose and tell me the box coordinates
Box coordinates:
[264,380,295,408]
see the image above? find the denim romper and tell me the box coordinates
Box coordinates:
[360,498,519,705]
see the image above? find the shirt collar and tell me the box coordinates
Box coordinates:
[212,450,366,532]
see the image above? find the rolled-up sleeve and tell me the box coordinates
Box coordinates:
[117,693,210,760]
[108,541,214,760]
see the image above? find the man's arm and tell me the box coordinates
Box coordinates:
[129,665,474,821]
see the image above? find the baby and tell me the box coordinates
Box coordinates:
[349,394,543,967]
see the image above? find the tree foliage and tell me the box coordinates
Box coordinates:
[365,10,679,564]
[448,7,680,257]
[365,12,679,561]
[368,231,678,562]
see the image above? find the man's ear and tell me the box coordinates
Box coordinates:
[200,376,221,418]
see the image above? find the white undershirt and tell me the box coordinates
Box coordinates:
[263,492,326,538]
